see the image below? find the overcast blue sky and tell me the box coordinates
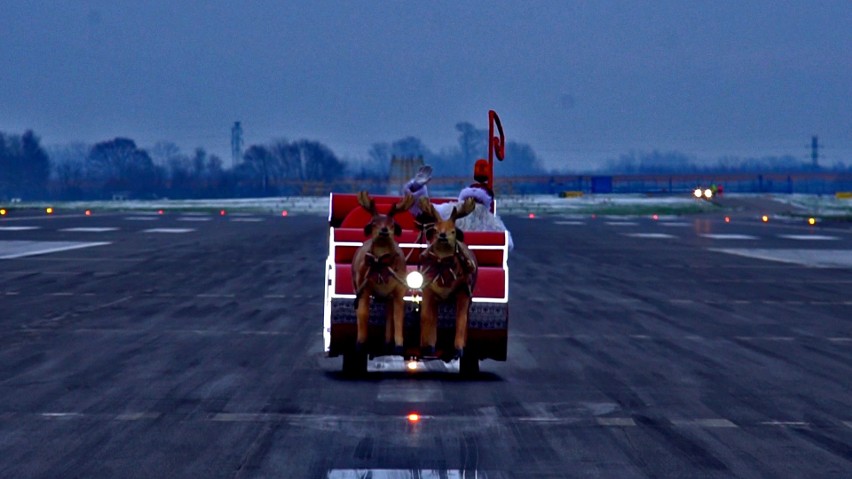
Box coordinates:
[1,1,850,170]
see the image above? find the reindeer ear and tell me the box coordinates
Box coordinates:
[456,228,464,242]
[394,223,402,236]
[363,224,373,237]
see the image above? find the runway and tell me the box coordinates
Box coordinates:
[1,210,850,478]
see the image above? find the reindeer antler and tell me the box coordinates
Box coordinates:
[417,196,439,222]
[356,191,377,215]
[388,193,415,218]
[450,197,477,221]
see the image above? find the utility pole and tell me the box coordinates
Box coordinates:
[231,121,244,169]
[810,135,820,169]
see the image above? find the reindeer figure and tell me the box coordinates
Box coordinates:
[417,196,478,359]
[351,191,415,356]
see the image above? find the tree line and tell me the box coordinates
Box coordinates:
[0,121,549,201]
[6,125,839,201]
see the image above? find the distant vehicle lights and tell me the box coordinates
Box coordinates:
[45,207,54,215]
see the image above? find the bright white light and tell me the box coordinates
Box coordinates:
[693,188,703,198]
[703,189,713,199]
[406,271,424,289]
[407,361,418,371]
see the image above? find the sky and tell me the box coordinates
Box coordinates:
[1,0,850,171]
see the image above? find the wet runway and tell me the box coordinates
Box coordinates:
[1,210,850,478]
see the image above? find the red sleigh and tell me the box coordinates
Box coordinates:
[323,111,509,375]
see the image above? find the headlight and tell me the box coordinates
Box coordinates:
[406,271,424,289]
[693,188,703,198]
[703,189,713,199]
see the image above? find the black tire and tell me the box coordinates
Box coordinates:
[459,355,480,377]
[342,351,367,376]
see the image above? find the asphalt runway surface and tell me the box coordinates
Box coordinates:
[1,208,851,478]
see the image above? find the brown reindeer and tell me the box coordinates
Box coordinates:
[416,196,478,359]
[351,191,415,356]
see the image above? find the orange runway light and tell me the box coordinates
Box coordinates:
[85,210,92,216]
[652,214,659,221]
[528,213,535,219]
[281,210,288,217]
[158,209,164,215]
[724,216,730,223]
[761,215,769,223]
[220,209,226,216]
[808,217,816,225]
[45,207,54,215]
[407,413,420,423]
[0,209,6,216]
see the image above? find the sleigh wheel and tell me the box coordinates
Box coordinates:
[459,355,480,377]
[342,351,367,376]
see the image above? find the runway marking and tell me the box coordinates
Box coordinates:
[0,240,111,259]
[49,292,74,296]
[828,337,852,343]
[760,421,809,427]
[624,233,676,239]
[671,418,738,428]
[327,470,478,478]
[211,413,285,422]
[554,221,585,225]
[377,381,444,402]
[178,217,212,222]
[124,217,159,221]
[230,218,264,222]
[779,234,839,241]
[142,228,195,233]
[195,293,235,298]
[60,227,119,232]
[844,421,852,430]
[605,221,638,226]
[597,417,636,426]
[710,248,852,268]
[115,412,161,421]
[701,234,758,240]
[0,226,41,231]
[41,412,83,419]
[659,222,691,227]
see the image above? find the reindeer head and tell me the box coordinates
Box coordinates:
[357,191,414,244]
[417,196,476,258]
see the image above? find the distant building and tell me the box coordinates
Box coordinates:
[388,156,424,194]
